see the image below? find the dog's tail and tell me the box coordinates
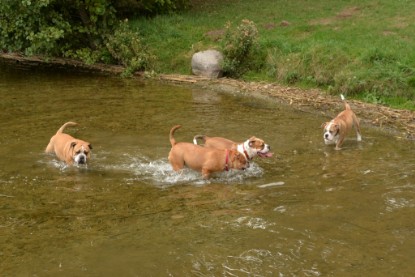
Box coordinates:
[169,125,182,147]
[340,94,351,110]
[193,135,206,145]
[56,122,78,134]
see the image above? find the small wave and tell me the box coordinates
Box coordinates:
[385,197,414,212]
[104,153,264,187]
[41,154,89,172]
[258,181,285,188]
[41,151,264,186]
[232,216,276,230]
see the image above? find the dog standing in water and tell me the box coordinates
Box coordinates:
[168,125,248,178]
[321,95,362,150]
[193,135,272,161]
[45,122,92,165]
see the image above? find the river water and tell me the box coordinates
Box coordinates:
[0,64,414,276]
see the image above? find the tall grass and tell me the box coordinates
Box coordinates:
[133,0,415,109]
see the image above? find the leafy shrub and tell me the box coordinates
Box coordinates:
[64,48,104,65]
[0,0,62,54]
[0,0,116,56]
[105,20,153,76]
[0,0,185,76]
[221,19,261,77]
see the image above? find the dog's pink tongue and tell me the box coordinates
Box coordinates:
[258,152,273,158]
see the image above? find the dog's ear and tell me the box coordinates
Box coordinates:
[321,122,327,129]
[234,152,244,162]
[70,141,77,148]
[248,136,257,146]
[334,124,340,130]
[88,144,93,150]
[230,150,239,161]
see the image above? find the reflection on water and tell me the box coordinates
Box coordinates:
[0,65,414,276]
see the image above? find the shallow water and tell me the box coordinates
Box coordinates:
[0,65,414,276]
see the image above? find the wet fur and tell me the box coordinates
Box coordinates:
[169,125,248,178]
[321,96,362,150]
[193,135,272,160]
[45,122,92,165]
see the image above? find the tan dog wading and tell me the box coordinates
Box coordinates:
[193,135,272,161]
[168,125,248,178]
[45,122,92,165]
[321,95,362,150]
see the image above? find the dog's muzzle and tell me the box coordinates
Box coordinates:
[74,153,87,164]
[324,132,337,145]
[257,144,273,158]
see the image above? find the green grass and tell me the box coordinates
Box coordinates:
[132,0,415,110]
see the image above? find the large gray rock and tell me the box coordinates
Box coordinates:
[191,50,223,78]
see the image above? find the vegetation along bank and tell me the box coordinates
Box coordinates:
[1,0,414,133]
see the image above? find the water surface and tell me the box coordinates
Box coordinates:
[0,65,414,276]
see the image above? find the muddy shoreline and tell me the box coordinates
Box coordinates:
[161,75,415,140]
[1,53,414,140]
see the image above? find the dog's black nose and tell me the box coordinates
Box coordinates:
[325,134,329,139]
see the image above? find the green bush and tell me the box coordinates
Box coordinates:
[105,20,154,76]
[0,0,116,56]
[0,0,187,75]
[221,19,262,77]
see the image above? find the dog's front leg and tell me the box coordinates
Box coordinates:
[201,168,211,179]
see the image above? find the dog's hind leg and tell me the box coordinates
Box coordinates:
[168,154,185,172]
[353,114,362,141]
[45,141,54,153]
[201,168,211,179]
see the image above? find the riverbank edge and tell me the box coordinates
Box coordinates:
[1,52,414,140]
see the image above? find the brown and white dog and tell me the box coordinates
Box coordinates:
[321,95,362,150]
[45,122,92,165]
[193,135,272,161]
[168,125,248,178]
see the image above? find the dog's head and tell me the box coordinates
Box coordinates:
[321,121,339,145]
[71,141,92,165]
[246,136,272,158]
[229,150,249,170]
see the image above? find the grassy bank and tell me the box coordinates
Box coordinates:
[132,0,415,110]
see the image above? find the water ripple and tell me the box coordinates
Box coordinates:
[103,153,264,187]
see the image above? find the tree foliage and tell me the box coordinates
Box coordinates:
[0,0,188,73]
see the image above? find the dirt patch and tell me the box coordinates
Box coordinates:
[391,16,410,29]
[1,53,414,140]
[205,29,225,41]
[336,6,360,18]
[263,23,276,30]
[309,6,360,26]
